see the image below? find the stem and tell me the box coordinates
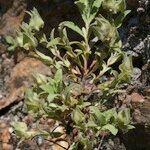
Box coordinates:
[96,70,106,81]
[98,133,105,150]
[94,64,111,82]
[84,22,90,54]
[83,55,88,75]
[83,22,91,75]
[85,60,97,76]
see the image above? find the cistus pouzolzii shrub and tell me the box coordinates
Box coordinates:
[7,0,134,149]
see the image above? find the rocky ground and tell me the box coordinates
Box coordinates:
[0,0,150,150]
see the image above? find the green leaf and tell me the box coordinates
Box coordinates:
[27,8,44,31]
[12,122,28,137]
[33,73,47,85]
[103,109,118,127]
[60,21,83,37]
[48,103,59,108]
[93,15,118,44]
[14,27,38,50]
[63,59,71,68]
[118,54,133,83]
[117,0,127,12]
[39,33,48,45]
[117,108,131,125]
[116,108,134,132]
[5,36,17,51]
[114,10,131,28]
[35,50,53,64]
[75,0,102,24]
[22,32,38,50]
[58,104,69,112]
[50,28,55,40]
[90,106,105,125]
[47,94,59,102]
[63,83,83,99]
[15,31,24,47]
[25,89,42,113]
[127,125,135,130]
[89,0,103,22]
[58,27,70,45]
[80,137,93,150]
[47,37,61,48]
[102,124,118,135]
[102,0,127,14]
[40,84,55,94]
[11,122,36,139]
[71,107,85,125]
[75,0,89,23]
[54,69,63,83]
[6,8,44,51]
[107,52,120,66]
[100,62,111,76]
[86,120,97,128]
[69,142,79,150]
[5,36,14,44]
[78,102,91,109]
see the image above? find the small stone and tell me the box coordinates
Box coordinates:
[8,127,14,134]
[131,92,145,103]
[0,94,3,99]
[132,67,141,81]
[35,135,44,146]
[52,141,69,150]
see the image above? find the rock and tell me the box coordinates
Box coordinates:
[126,0,138,8]
[0,0,26,54]
[0,57,52,110]
[0,0,26,37]
[132,67,142,82]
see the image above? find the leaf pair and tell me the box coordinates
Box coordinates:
[102,0,126,14]
[6,8,44,51]
[89,106,134,135]
[75,0,103,24]
[93,15,119,46]
[11,122,44,139]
